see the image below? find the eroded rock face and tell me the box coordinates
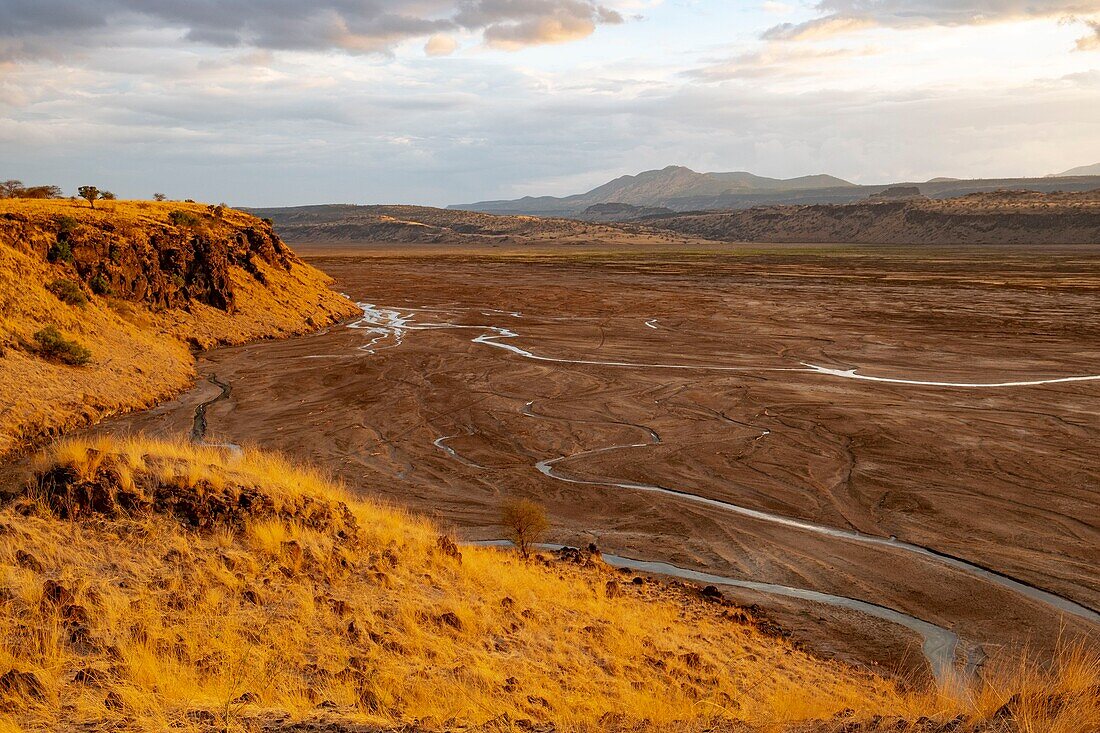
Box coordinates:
[26,456,358,542]
[0,207,297,313]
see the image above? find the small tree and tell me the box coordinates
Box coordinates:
[500,498,549,559]
[153,193,167,202]
[99,190,117,201]
[77,186,100,209]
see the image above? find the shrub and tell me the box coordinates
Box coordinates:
[153,193,167,202]
[45,279,87,307]
[168,210,201,227]
[500,498,550,559]
[89,273,113,295]
[47,240,74,264]
[55,215,79,235]
[33,325,92,366]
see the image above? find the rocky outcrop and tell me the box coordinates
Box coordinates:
[25,453,359,540]
[0,205,298,313]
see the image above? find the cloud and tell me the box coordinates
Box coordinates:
[458,0,623,50]
[763,1,1100,41]
[1076,20,1100,50]
[0,0,624,59]
[686,45,876,81]
[425,33,460,56]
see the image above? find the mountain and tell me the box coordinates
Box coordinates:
[1057,162,1100,176]
[451,166,857,216]
[451,166,1100,217]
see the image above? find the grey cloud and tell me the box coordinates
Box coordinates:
[763,1,1100,41]
[0,0,622,59]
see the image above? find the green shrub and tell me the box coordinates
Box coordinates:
[168,210,201,227]
[89,273,113,295]
[33,325,92,366]
[54,215,78,234]
[47,240,74,264]
[45,279,88,307]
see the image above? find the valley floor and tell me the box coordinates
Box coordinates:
[78,241,1100,680]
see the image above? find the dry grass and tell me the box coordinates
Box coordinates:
[0,437,1094,732]
[0,199,359,457]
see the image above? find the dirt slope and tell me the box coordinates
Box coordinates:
[0,199,359,457]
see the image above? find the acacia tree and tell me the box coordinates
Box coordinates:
[77,186,100,209]
[0,180,24,198]
[500,498,549,559]
[153,193,167,201]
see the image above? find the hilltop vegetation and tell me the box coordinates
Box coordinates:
[0,199,359,457]
[1,437,1096,732]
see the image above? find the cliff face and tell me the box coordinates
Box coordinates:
[0,199,359,457]
[644,190,1100,245]
[0,202,300,312]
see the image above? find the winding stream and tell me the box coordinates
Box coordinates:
[344,302,1098,678]
[471,539,958,682]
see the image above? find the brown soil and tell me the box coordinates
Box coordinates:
[81,241,1100,680]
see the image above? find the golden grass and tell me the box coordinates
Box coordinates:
[1,437,1095,732]
[0,199,360,457]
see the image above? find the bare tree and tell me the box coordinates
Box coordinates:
[500,498,549,559]
[77,186,100,209]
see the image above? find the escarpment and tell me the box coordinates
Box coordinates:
[0,199,359,457]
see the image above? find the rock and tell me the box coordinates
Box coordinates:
[0,669,46,709]
[435,535,462,563]
[631,576,645,585]
[14,550,43,573]
[41,579,74,607]
[604,580,620,598]
[436,611,463,630]
[679,652,702,669]
[231,691,259,705]
[700,585,723,600]
[104,691,124,710]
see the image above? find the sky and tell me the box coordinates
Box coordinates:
[2,1,1099,207]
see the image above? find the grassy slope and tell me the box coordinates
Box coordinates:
[0,199,360,456]
[1,438,1096,733]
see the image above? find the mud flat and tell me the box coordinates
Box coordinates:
[88,241,1100,680]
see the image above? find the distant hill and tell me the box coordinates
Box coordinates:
[1057,163,1100,177]
[641,189,1100,245]
[451,166,856,216]
[451,166,1100,217]
[244,204,684,246]
[254,190,1100,248]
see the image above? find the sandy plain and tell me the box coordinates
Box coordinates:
[83,241,1100,681]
